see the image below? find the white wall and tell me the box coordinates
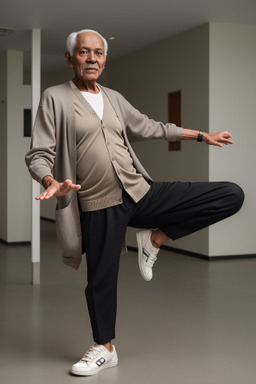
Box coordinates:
[209,23,256,256]
[108,24,210,254]
[108,23,256,257]
[0,51,32,242]
[3,25,253,257]
[0,52,8,240]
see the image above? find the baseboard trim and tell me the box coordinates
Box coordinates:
[0,217,54,247]
[41,216,55,223]
[1,231,255,261]
[0,238,31,247]
[127,245,256,261]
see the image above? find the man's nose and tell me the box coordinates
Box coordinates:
[87,52,96,62]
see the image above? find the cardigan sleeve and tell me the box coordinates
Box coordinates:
[25,90,56,185]
[103,88,183,143]
[125,102,183,143]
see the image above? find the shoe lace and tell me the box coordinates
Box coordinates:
[81,345,103,362]
[147,254,157,267]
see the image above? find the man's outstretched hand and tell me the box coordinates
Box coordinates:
[203,131,234,147]
[182,129,234,147]
[36,176,81,200]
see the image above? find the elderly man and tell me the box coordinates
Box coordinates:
[25,29,244,376]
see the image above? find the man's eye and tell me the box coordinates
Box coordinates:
[96,52,103,56]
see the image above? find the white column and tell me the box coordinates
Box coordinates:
[31,29,41,285]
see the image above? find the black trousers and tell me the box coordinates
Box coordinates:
[80,181,244,344]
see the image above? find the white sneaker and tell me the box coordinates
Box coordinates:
[71,344,118,376]
[137,229,160,281]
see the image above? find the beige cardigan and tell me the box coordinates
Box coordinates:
[25,81,183,269]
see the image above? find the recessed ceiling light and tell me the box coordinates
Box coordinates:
[0,27,15,36]
[109,36,116,40]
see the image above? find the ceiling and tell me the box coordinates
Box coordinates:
[1,0,256,72]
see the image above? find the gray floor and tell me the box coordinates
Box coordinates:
[1,220,256,384]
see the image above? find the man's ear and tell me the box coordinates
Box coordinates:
[65,52,73,67]
[103,55,107,70]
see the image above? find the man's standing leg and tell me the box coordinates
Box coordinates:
[71,204,128,376]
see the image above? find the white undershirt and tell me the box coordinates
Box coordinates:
[81,90,104,120]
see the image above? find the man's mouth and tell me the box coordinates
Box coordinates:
[85,67,98,71]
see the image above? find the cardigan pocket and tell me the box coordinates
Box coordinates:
[55,193,82,270]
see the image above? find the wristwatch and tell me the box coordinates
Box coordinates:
[197,131,203,142]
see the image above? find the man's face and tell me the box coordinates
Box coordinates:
[66,32,107,89]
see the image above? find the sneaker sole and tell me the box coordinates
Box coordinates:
[136,231,151,281]
[71,359,118,376]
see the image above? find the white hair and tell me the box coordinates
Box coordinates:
[66,29,108,56]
